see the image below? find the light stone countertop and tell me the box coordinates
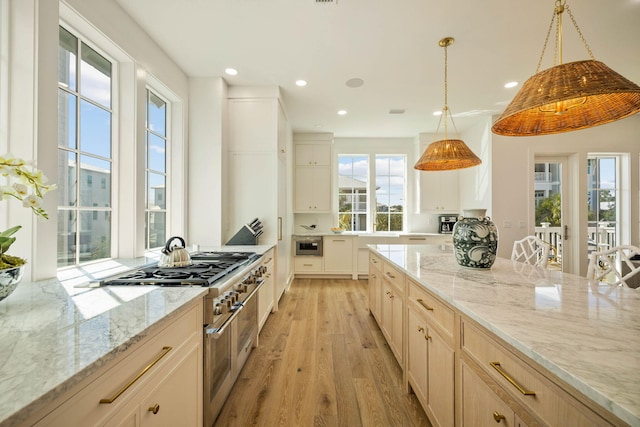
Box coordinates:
[370,244,640,427]
[0,245,273,426]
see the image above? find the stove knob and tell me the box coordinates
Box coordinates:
[229,291,239,304]
[213,303,223,315]
[260,266,267,274]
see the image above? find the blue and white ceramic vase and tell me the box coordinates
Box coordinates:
[452,209,498,269]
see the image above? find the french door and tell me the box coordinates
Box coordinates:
[534,157,570,272]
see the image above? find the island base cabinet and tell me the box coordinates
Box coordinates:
[461,360,517,427]
[30,302,203,427]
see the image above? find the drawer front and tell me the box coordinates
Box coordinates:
[382,261,404,290]
[262,248,275,268]
[294,256,323,272]
[369,252,382,268]
[408,279,454,338]
[34,302,202,427]
[461,319,612,427]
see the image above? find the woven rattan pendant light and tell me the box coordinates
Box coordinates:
[414,37,481,171]
[492,0,640,136]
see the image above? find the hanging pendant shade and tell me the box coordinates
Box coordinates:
[492,1,640,136]
[491,60,640,136]
[414,138,481,171]
[414,37,481,172]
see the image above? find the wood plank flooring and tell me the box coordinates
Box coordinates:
[214,278,431,427]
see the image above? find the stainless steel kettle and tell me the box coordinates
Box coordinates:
[158,236,192,268]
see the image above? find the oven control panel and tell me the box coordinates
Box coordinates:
[206,262,267,325]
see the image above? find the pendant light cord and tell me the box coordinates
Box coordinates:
[536,0,596,73]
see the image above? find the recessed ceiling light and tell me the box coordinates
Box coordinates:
[225,68,238,76]
[504,81,518,88]
[433,111,442,116]
[337,110,347,116]
[295,80,308,87]
[389,109,406,115]
[346,78,364,88]
[314,124,323,128]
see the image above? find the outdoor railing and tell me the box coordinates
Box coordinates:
[533,223,616,263]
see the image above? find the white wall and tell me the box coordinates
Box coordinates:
[492,114,640,275]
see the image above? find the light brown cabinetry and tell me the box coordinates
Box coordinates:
[380,262,404,365]
[407,279,455,427]
[461,319,616,427]
[368,253,383,322]
[30,301,203,427]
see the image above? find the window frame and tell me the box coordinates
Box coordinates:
[336,151,408,233]
[57,24,116,267]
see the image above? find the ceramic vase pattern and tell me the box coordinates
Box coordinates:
[452,209,498,269]
[0,265,25,302]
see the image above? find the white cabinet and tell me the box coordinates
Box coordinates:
[294,141,332,213]
[31,301,203,427]
[293,256,323,272]
[294,166,332,212]
[226,92,289,301]
[295,144,331,166]
[323,235,353,272]
[419,169,459,212]
[258,249,275,332]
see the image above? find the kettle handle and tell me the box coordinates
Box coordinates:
[162,236,186,254]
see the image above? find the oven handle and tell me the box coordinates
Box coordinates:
[205,279,264,339]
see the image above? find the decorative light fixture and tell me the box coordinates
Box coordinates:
[492,0,640,136]
[414,37,482,171]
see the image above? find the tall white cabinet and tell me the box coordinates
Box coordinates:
[417,135,460,213]
[226,87,292,306]
[293,134,333,213]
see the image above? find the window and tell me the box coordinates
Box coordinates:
[338,155,368,231]
[375,155,405,232]
[145,89,168,249]
[337,154,406,232]
[57,26,113,266]
[587,156,618,250]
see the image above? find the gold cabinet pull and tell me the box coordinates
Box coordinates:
[417,299,434,311]
[417,326,424,333]
[492,411,506,422]
[424,333,431,341]
[490,362,536,396]
[100,346,172,404]
[371,274,377,278]
[385,272,396,279]
[148,404,160,414]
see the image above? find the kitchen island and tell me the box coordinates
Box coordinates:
[369,244,640,426]
[0,245,273,426]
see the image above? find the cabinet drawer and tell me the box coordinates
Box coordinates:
[461,319,612,427]
[262,248,275,267]
[382,262,404,290]
[34,302,202,427]
[369,252,382,268]
[294,256,323,272]
[408,279,454,339]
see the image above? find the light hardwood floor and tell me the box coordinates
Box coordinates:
[214,278,431,427]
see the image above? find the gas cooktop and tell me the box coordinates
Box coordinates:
[93,251,259,287]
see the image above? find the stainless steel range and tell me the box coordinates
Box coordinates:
[97,250,267,427]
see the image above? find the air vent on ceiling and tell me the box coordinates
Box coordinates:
[316,0,336,3]
[389,109,406,115]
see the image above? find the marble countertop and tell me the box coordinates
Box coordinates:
[292,232,446,237]
[0,244,273,426]
[370,244,640,426]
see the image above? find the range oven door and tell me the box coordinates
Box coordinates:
[204,320,233,427]
[235,294,258,369]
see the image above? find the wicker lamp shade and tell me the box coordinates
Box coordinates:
[414,139,482,171]
[492,60,640,136]
[414,37,482,172]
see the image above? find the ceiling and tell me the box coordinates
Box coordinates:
[114,0,640,138]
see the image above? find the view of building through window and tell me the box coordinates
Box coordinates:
[57,26,113,267]
[145,90,168,249]
[337,154,406,232]
[587,156,618,250]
